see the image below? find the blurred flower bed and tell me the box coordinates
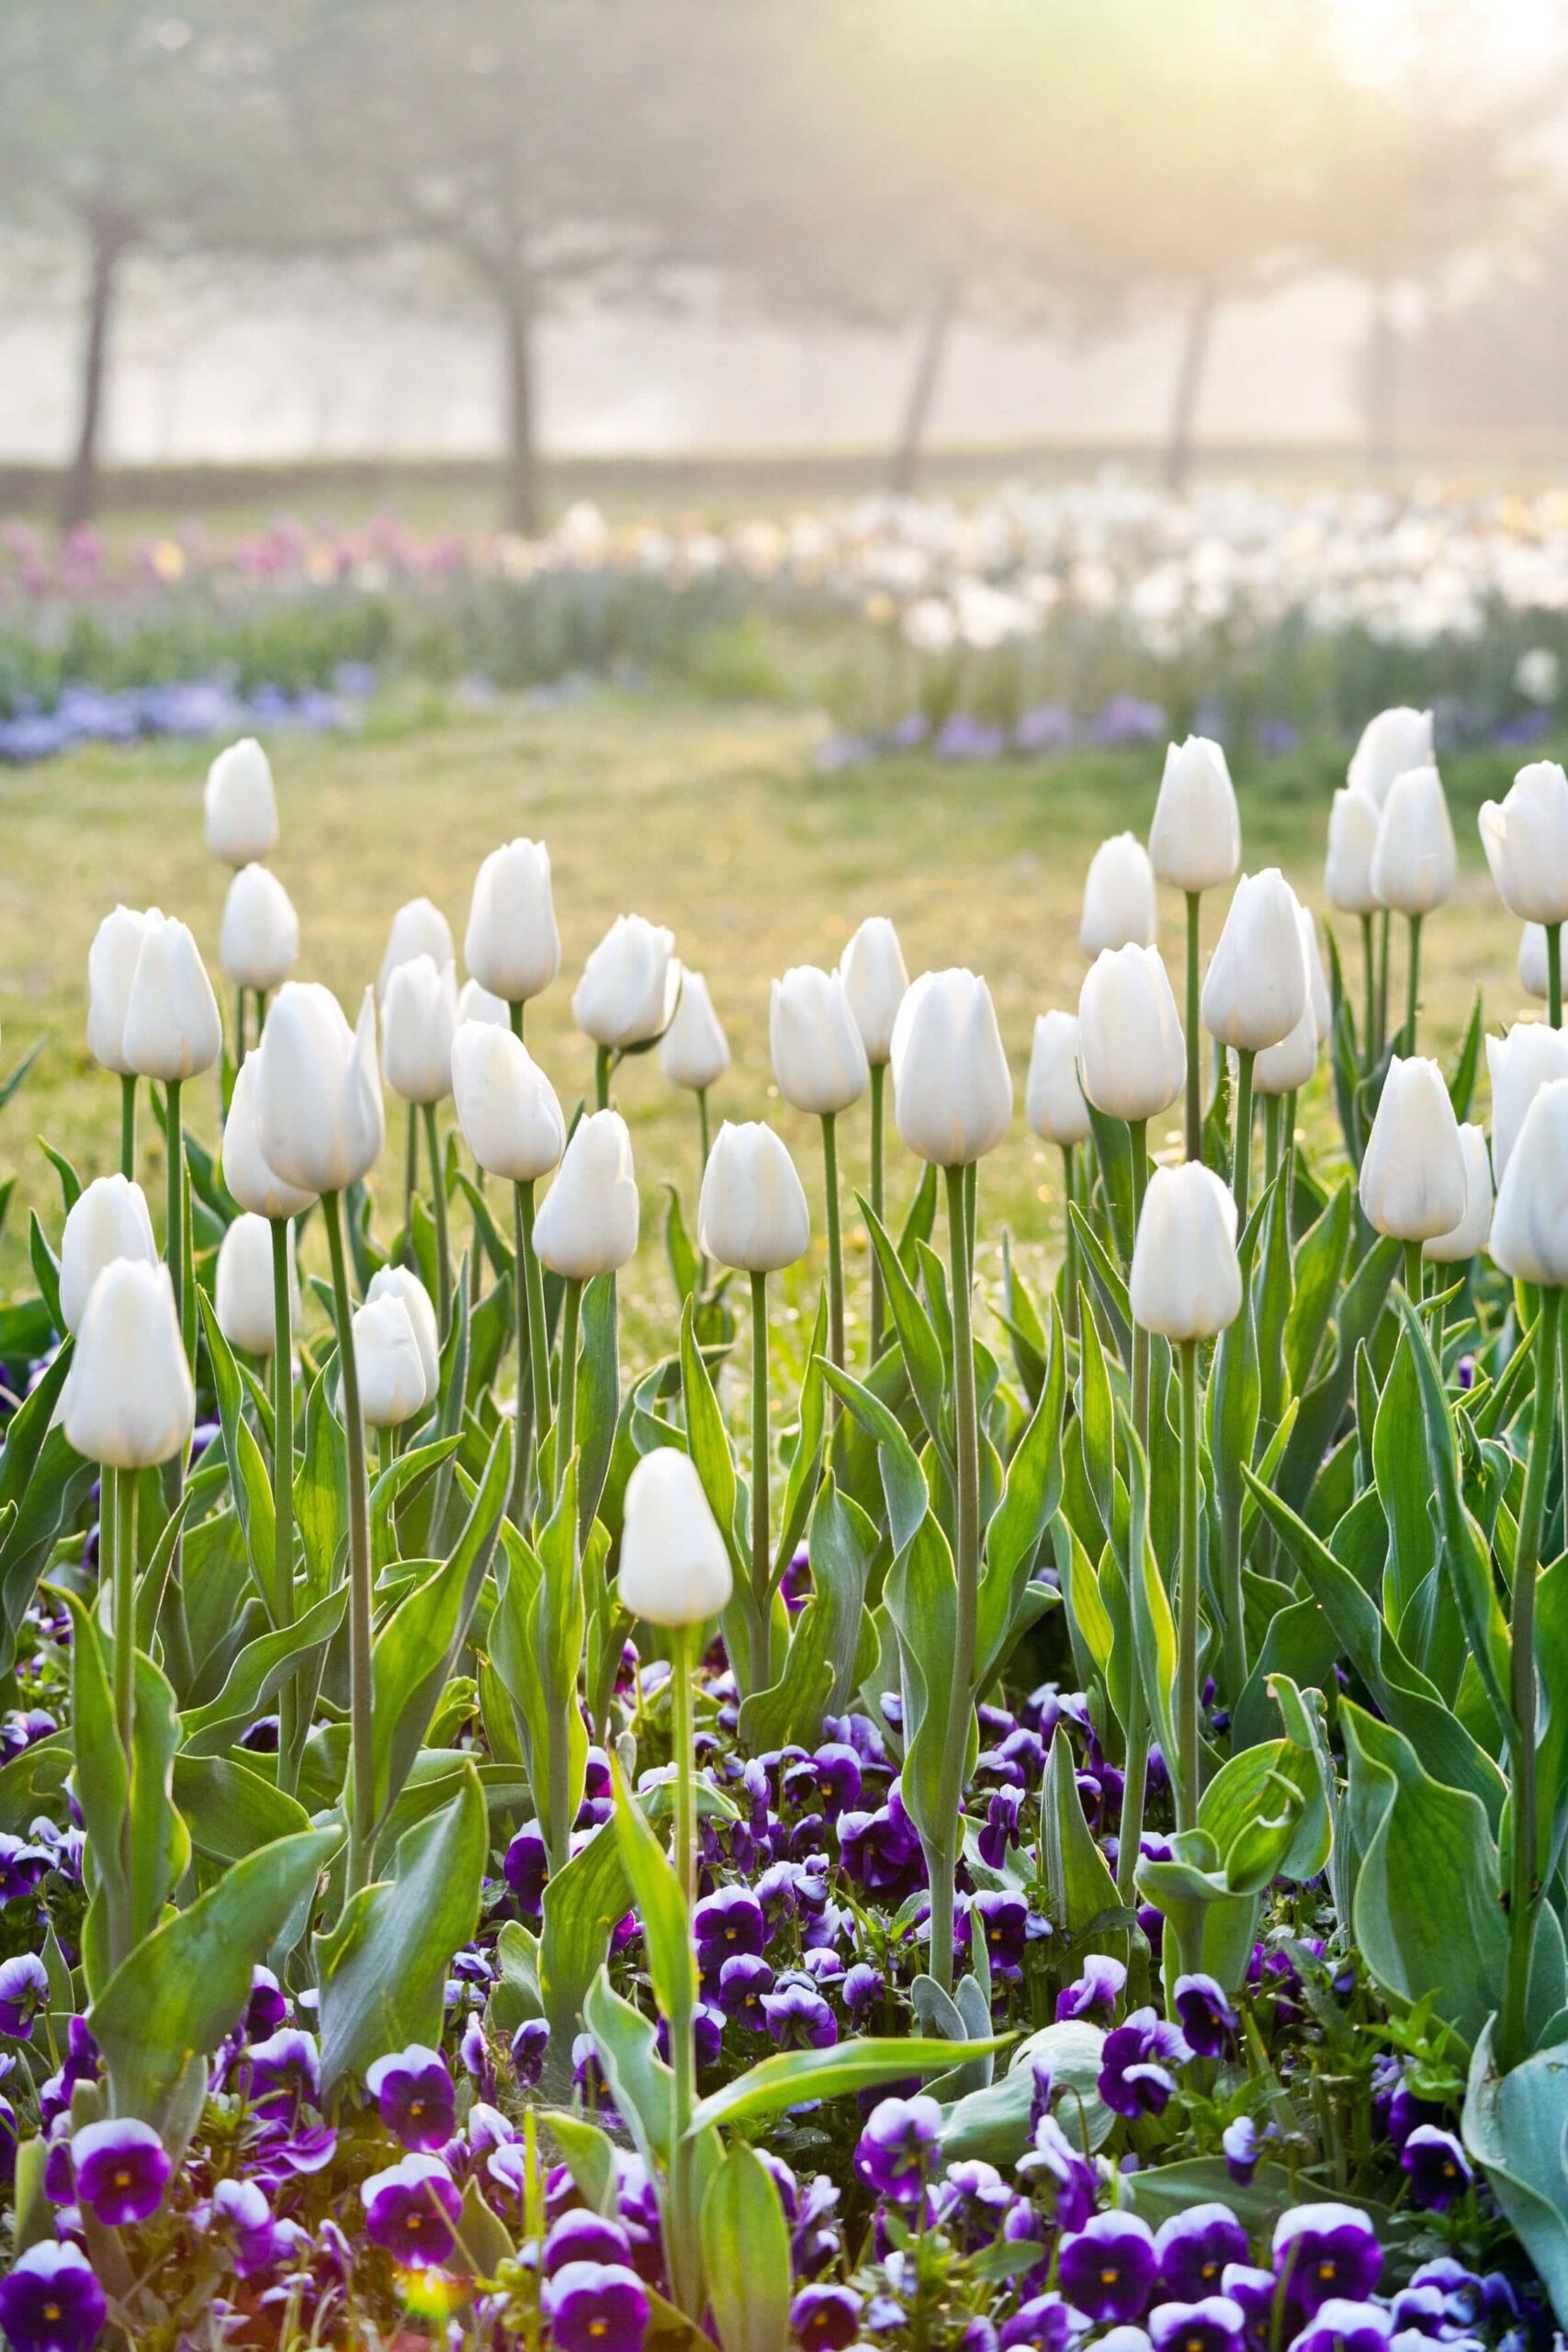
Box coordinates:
[6,479,1568,764]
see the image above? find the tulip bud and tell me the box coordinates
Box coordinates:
[697,1121,809,1273]
[219,865,299,993]
[617,1447,733,1628]
[457,978,510,1028]
[59,1174,158,1335]
[1130,1163,1242,1340]
[1325,789,1382,916]
[257,981,384,1195]
[382,955,458,1106]
[204,737,279,866]
[1486,1021,1568,1181]
[1148,736,1241,895]
[450,1021,565,1182]
[216,1212,297,1356]
[574,916,680,1050]
[367,1266,440,1407]
[1425,1124,1493,1265]
[86,905,161,1075]
[1079,833,1157,956]
[1348,707,1434,810]
[1358,1056,1467,1241]
[222,1055,316,1220]
[770,967,868,1115]
[63,1261,194,1470]
[889,969,1012,1165]
[1490,1078,1568,1285]
[1519,923,1551,1003]
[378,899,455,1002]
[1251,1001,1317,1098]
[121,915,222,1082]
[1077,944,1186,1124]
[534,1109,639,1279]
[1370,765,1455,917]
[1201,870,1308,1053]
[352,1294,429,1429]
[464,839,560,1004]
[1479,761,1568,925]
[839,917,909,1064]
[1025,1011,1091,1147]
[1301,908,1331,1046]
[658,970,729,1092]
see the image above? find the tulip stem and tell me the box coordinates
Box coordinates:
[667,1621,702,2317]
[1176,1337,1201,1836]
[930,1161,980,1997]
[271,1216,300,1797]
[554,1276,582,1510]
[323,1189,375,1899]
[509,1001,525,1043]
[594,1046,613,1112]
[1263,1096,1282,1188]
[1359,913,1376,1074]
[1376,910,1391,1060]
[1184,889,1203,1161]
[750,1271,772,1690]
[1501,1283,1561,2074]
[403,1103,418,1262]
[1281,1089,1298,1238]
[695,1087,711,1298]
[162,1079,186,1340]
[1550,923,1562,1031]
[1403,1239,1424,1303]
[513,1179,550,1527]
[821,1112,845,1374]
[118,1073,137,1180]
[868,1063,886,1361]
[1404,914,1423,1053]
[232,984,247,1069]
[421,1103,453,1337]
[1231,1050,1256,1228]
[107,1464,136,1971]
[1128,1119,1149,1436]
[1061,1143,1078,1343]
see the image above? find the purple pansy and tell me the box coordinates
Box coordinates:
[792,2283,863,2350]
[761,1980,838,2049]
[542,2259,650,2352]
[1055,1953,1128,2024]
[1100,2007,1191,2118]
[0,1952,50,2037]
[998,2292,1084,2351]
[545,2208,634,2274]
[1156,2204,1249,2300]
[364,2043,457,2152]
[1057,2211,1159,2324]
[512,2018,549,2086]
[1400,2126,1472,2211]
[361,2151,462,2267]
[70,2118,171,2226]
[1148,2296,1247,2352]
[1271,2205,1382,2317]
[1173,1975,1239,2059]
[0,2240,107,2352]
[853,2094,942,2207]
[1286,2299,1393,2352]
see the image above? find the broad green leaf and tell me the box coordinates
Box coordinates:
[1041,1721,1124,1962]
[977,1295,1066,1685]
[174,1753,315,1861]
[940,2019,1112,2165]
[197,1287,277,1615]
[1284,1181,1351,1399]
[702,2143,794,2352]
[858,1193,953,1475]
[610,1753,696,2032]
[539,1822,631,2085]
[178,1585,347,1756]
[688,2032,1007,2137]
[1462,2018,1568,2330]
[820,1358,929,1555]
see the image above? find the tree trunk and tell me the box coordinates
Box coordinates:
[1365,277,1397,481]
[61,210,128,532]
[1163,278,1216,498]
[502,281,540,536]
[890,281,957,497]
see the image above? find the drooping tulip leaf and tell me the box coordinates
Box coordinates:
[701,2141,794,2352]
[688,2032,1009,2137]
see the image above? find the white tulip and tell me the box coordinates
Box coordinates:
[1348,707,1434,810]
[1519,923,1551,1003]
[1491,1078,1568,1286]
[63,1261,194,1470]
[219,865,299,993]
[204,737,279,866]
[382,955,458,1106]
[1359,1056,1467,1241]
[1148,736,1241,895]
[1251,1000,1318,1098]
[1479,761,1568,925]
[1025,1011,1092,1147]
[1370,765,1456,918]
[839,917,909,1064]
[698,1121,810,1273]
[464,839,560,1005]
[1130,1163,1243,1340]
[367,1265,440,1407]
[457,977,511,1028]
[1079,832,1157,956]
[658,970,729,1092]
[770,967,868,1116]
[256,981,384,1195]
[378,899,454,1002]
[617,1447,733,1629]
[1325,789,1382,917]
[1077,944,1186,1125]
[216,1212,296,1356]
[121,915,222,1082]
[221,1055,316,1220]
[574,915,680,1050]
[534,1110,639,1279]
[86,905,161,1076]
[352,1293,429,1429]
[1487,1022,1568,1182]
[1426,1124,1493,1264]
[890,969,1012,1166]
[450,1022,565,1183]
[1201,870,1308,1053]
[59,1174,158,1335]
[1300,908,1332,1046]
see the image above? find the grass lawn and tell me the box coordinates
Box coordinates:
[0,692,1533,1354]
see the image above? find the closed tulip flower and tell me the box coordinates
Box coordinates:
[658,970,729,1091]
[378,899,455,1001]
[1348,706,1434,809]
[1077,945,1186,1124]
[457,977,510,1027]
[1252,998,1318,1098]
[465,839,560,1006]
[890,969,1012,1165]
[63,1261,194,1469]
[221,1055,315,1220]
[216,1212,297,1356]
[698,1121,809,1272]
[1370,765,1456,917]
[204,737,279,865]
[1130,1164,1242,1340]
[382,955,458,1105]
[840,917,909,1063]
[770,967,868,1114]
[1025,1011,1091,1147]
[575,915,680,1050]
[59,1174,158,1334]
[1080,832,1157,956]
[1491,1078,1568,1285]
[1201,870,1308,1052]
[1301,909,1332,1044]
[121,915,221,1082]
[1520,923,1551,1002]
[257,981,385,1196]
[1359,1056,1467,1242]
[353,1294,430,1429]
[534,1110,639,1279]
[1487,1022,1568,1181]
[1325,790,1382,916]
[219,864,299,993]
[86,904,160,1075]
[450,1021,565,1182]
[617,1447,733,1629]
[1426,1123,1493,1264]
[1479,760,1568,925]
[1149,736,1241,894]
[367,1266,440,1407]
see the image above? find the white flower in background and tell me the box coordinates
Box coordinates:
[1079,833,1157,956]
[574,916,680,1050]
[1347,707,1434,810]
[1515,647,1562,705]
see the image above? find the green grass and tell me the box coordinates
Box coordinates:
[0,693,1531,1350]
